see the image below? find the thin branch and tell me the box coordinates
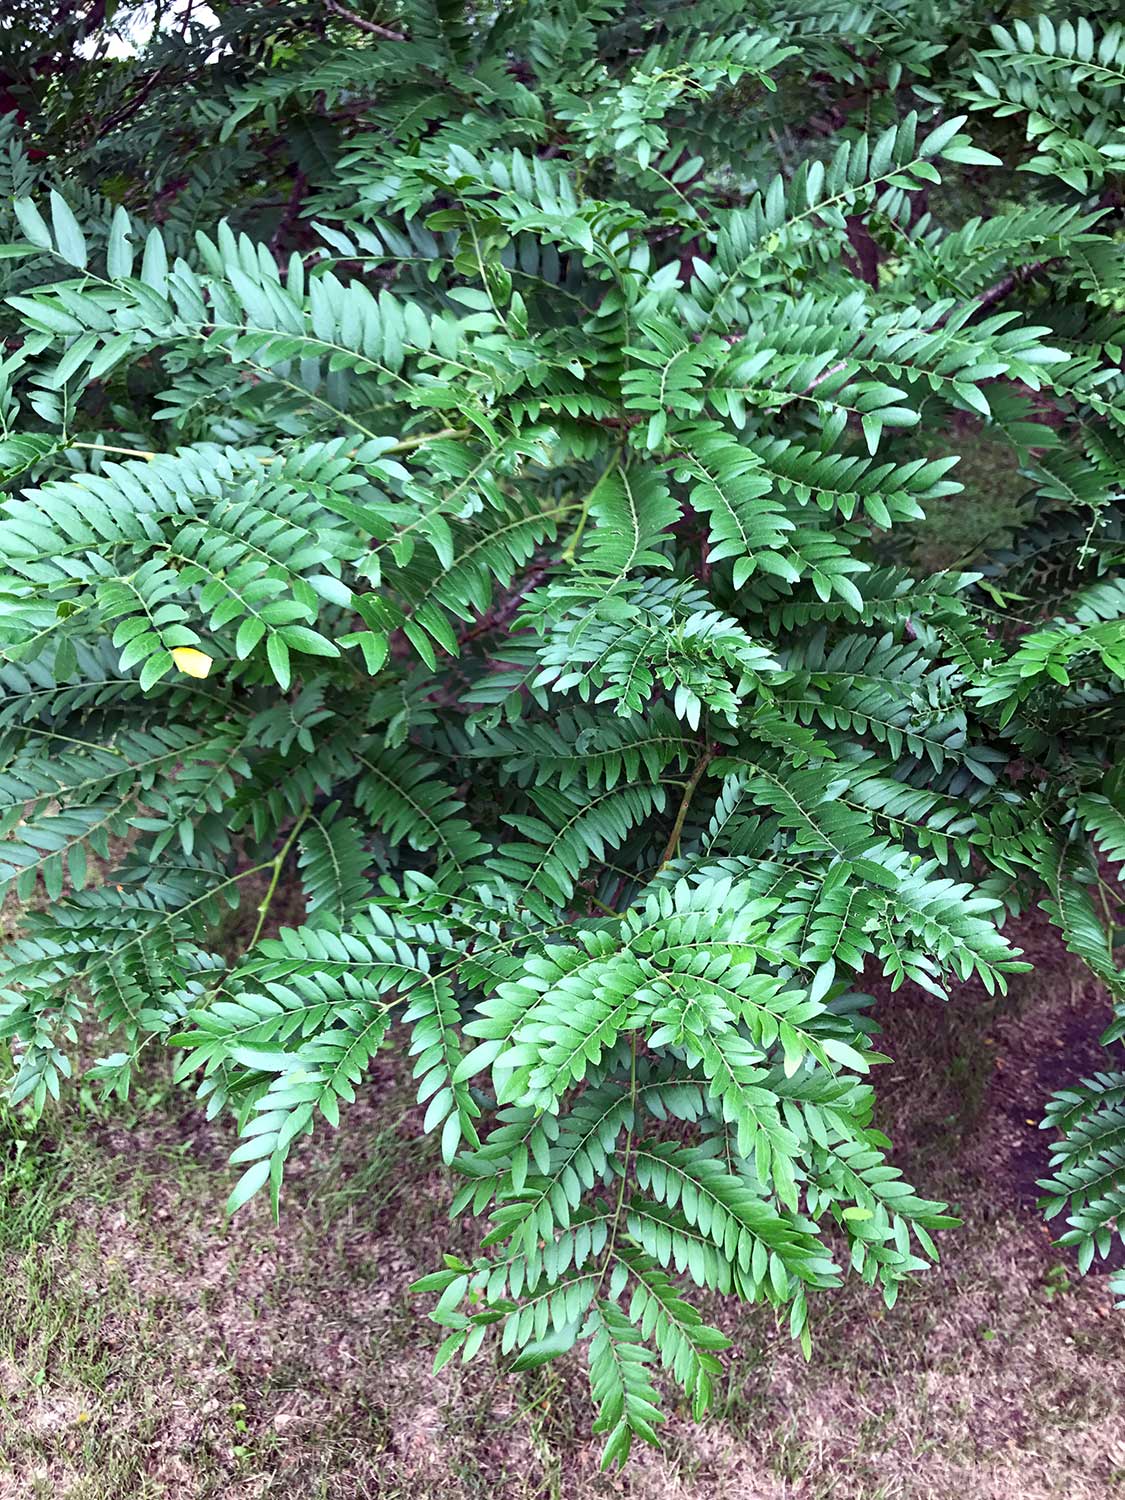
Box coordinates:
[766,259,1058,412]
[658,747,714,868]
[67,427,470,465]
[594,1033,638,1297]
[563,459,622,563]
[975,259,1053,315]
[321,0,407,41]
[388,425,470,453]
[90,66,168,146]
[803,359,850,396]
[250,807,311,948]
[270,169,308,258]
[457,561,553,646]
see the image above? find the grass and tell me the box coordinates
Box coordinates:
[0,933,1123,1497]
[897,427,1031,575]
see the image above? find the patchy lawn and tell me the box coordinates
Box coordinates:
[1,918,1123,1499]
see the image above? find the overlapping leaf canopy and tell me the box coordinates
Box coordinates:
[0,0,1123,1466]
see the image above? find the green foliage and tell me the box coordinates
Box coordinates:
[1,0,1124,1465]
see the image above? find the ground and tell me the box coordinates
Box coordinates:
[1,910,1123,1500]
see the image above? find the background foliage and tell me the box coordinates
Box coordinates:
[0,0,1123,1465]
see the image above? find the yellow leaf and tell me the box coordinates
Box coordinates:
[171,646,213,678]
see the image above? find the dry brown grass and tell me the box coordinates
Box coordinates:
[1,921,1124,1499]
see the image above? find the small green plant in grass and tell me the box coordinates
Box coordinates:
[0,0,1124,1467]
[0,1104,73,1252]
[1042,1262,1073,1299]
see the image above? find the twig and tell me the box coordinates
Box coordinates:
[563,461,620,563]
[803,359,850,396]
[321,0,407,40]
[457,562,552,646]
[593,1034,637,1297]
[658,747,714,868]
[975,260,1052,314]
[90,65,167,145]
[388,425,470,453]
[766,260,1057,413]
[68,441,165,461]
[844,215,881,288]
[67,427,469,464]
[250,807,311,948]
[698,530,711,586]
[271,169,307,258]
